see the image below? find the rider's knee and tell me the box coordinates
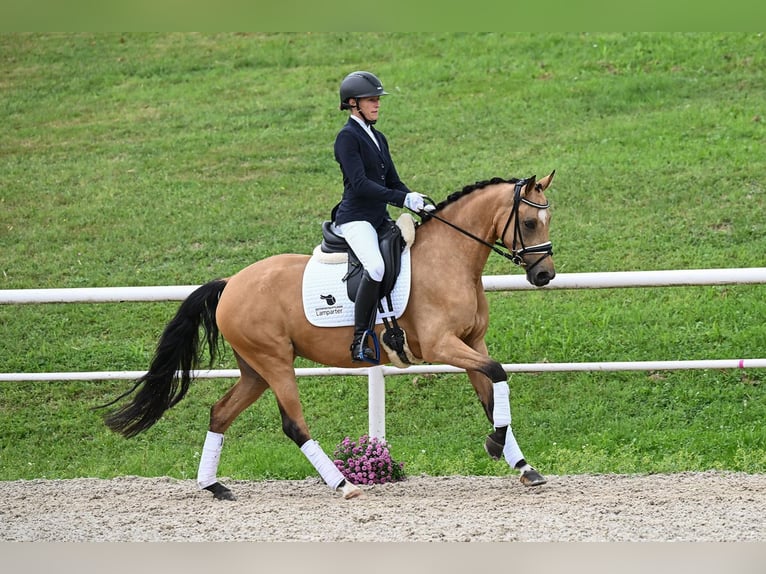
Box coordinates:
[366,262,385,283]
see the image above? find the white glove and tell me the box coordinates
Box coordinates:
[403,192,426,212]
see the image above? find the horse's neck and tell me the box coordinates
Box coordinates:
[412,188,504,285]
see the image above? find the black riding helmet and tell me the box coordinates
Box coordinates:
[339,71,389,111]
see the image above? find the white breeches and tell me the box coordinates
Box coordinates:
[336,221,385,282]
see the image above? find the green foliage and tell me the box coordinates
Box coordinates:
[1,33,765,480]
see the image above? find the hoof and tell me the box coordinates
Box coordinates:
[519,468,547,487]
[484,435,503,460]
[204,481,236,501]
[340,481,363,500]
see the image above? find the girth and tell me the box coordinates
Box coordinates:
[321,219,405,301]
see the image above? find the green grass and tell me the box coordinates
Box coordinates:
[1,33,765,481]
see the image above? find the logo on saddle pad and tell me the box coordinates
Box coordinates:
[302,250,411,328]
[320,294,337,306]
[315,293,342,318]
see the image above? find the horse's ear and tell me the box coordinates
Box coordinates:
[522,176,537,195]
[535,170,555,192]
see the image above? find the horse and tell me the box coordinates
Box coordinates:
[101,172,556,500]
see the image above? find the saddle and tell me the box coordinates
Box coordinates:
[321,219,405,302]
[315,216,420,367]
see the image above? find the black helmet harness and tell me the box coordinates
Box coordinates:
[351,100,376,125]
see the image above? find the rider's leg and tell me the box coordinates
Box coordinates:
[337,221,385,363]
[351,270,382,362]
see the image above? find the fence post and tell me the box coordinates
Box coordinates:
[367,366,386,440]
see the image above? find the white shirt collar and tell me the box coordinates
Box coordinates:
[350,115,380,150]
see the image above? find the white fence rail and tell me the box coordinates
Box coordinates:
[3,267,766,304]
[2,267,765,438]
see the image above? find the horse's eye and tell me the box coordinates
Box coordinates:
[523,219,537,230]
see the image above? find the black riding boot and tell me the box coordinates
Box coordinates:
[350,271,381,364]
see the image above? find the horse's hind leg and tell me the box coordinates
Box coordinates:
[197,354,269,501]
[276,381,362,499]
[246,357,361,500]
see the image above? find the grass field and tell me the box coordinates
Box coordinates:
[1,33,765,481]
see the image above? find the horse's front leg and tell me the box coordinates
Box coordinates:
[425,335,547,487]
[464,367,546,486]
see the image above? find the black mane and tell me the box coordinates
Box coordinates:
[420,177,520,223]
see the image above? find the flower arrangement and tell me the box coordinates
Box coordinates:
[333,434,406,485]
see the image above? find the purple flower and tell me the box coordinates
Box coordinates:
[333,435,406,484]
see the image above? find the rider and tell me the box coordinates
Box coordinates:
[332,70,428,363]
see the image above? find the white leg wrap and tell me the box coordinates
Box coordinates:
[503,427,526,469]
[492,382,529,472]
[197,431,224,489]
[492,381,511,427]
[301,439,346,490]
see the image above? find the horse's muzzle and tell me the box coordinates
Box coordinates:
[529,269,555,287]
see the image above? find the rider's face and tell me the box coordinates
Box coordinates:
[353,96,380,121]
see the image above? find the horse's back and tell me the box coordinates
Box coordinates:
[228,253,309,283]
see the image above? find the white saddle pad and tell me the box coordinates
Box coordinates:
[302,246,412,328]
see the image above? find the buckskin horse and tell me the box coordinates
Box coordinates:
[101,172,556,500]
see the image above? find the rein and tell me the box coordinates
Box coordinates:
[419,179,553,269]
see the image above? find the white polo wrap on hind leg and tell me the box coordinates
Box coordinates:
[197,431,224,489]
[301,439,345,490]
[492,381,511,427]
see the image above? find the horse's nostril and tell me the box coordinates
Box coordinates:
[534,272,552,286]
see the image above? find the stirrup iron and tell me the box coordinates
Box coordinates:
[352,329,380,364]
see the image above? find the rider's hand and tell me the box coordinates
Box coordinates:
[404,192,427,212]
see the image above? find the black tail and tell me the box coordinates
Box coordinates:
[100,279,227,438]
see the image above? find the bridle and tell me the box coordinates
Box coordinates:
[500,179,554,270]
[419,178,553,270]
